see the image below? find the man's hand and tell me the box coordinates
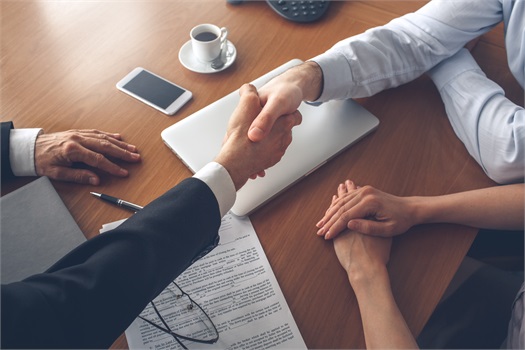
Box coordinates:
[215,84,302,190]
[34,130,141,185]
[247,62,322,142]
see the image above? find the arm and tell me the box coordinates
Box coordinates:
[1,177,222,349]
[313,0,503,101]
[1,84,300,349]
[249,0,505,141]
[427,49,525,184]
[317,181,524,239]
[331,182,418,349]
[1,121,142,185]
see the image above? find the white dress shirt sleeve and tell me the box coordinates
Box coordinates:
[9,128,43,177]
[311,0,504,102]
[193,162,236,217]
[428,49,525,184]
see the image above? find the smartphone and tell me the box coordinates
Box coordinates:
[116,68,192,115]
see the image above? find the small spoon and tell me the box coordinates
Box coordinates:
[211,46,225,70]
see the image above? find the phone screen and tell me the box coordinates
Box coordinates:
[122,70,186,109]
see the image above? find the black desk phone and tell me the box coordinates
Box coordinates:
[227,0,330,23]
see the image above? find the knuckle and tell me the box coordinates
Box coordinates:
[63,141,78,154]
[98,139,112,150]
[295,111,303,125]
[67,132,82,142]
[73,172,85,184]
[49,167,65,180]
[360,185,375,195]
[92,152,105,165]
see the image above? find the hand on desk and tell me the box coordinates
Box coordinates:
[328,180,392,276]
[316,180,414,240]
[215,84,302,190]
[248,62,322,142]
[316,179,525,240]
[35,129,141,185]
[330,181,418,349]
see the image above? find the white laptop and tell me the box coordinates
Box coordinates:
[162,59,379,216]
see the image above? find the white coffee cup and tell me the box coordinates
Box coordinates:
[190,24,228,62]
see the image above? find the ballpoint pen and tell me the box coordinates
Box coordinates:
[90,192,143,212]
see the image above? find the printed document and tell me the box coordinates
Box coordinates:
[104,214,306,349]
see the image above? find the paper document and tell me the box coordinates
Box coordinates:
[113,213,306,349]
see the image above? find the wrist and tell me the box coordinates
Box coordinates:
[409,196,437,226]
[348,263,390,295]
[213,154,248,192]
[285,61,323,102]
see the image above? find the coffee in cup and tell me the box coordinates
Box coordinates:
[190,24,228,62]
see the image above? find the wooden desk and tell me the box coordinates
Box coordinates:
[2,1,522,348]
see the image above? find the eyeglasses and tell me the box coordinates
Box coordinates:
[138,282,219,349]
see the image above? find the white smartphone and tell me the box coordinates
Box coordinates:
[116,67,192,115]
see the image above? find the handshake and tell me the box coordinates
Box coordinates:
[216,62,323,189]
[214,83,303,190]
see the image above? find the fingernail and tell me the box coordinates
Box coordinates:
[316,227,325,236]
[89,177,99,185]
[119,168,128,176]
[316,219,324,228]
[324,231,331,240]
[131,152,140,159]
[248,127,264,140]
[127,144,137,152]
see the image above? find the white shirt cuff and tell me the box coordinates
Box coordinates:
[193,162,236,217]
[9,128,43,176]
[310,52,354,102]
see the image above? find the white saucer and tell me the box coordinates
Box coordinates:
[179,40,237,74]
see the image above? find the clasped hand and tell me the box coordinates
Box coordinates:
[215,84,302,190]
[317,180,416,239]
[326,180,392,282]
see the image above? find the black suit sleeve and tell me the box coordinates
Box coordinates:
[1,121,15,180]
[1,177,222,349]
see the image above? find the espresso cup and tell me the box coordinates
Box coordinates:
[190,24,228,62]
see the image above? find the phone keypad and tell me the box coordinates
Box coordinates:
[266,0,330,23]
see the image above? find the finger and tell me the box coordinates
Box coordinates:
[248,109,279,142]
[288,110,303,127]
[344,179,358,191]
[239,83,257,96]
[230,84,262,130]
[317,180,351,229]
[337,182,348,197]
[348,219,389,237]
[319,198,369,239]
[77,136,141,163]
[85,132,139,153]
[248,89,301,142]
[68,145,130,177]
[47,166,100,185]
[72,129,124,142]
[318,189,360,229]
